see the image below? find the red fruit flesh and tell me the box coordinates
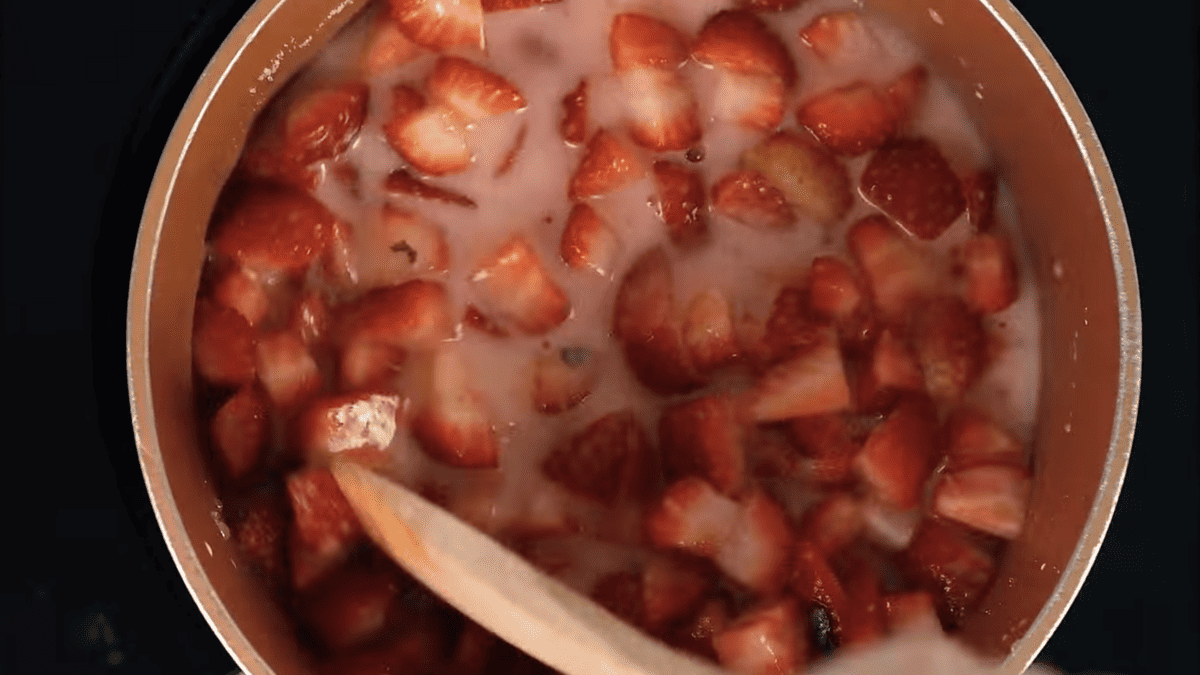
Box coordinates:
[659,395,748,496]
[713,599,805,675]
[932,464,1031,539]
[711,170,797,231]
[956,232,1019,314]
[471,235,571,335]
[693,10,797,88]
[541,410,652,504]
[855,394,938,509]
[913,297,987,403]
[193,300,258,387]
[652,160,709,249]
[610,13,690,71]
[569,130,644,201]
[211,386,269,479]
[861,137,966,240]
[903,517,996,626]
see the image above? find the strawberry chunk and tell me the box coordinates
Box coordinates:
[682,289,739,373]
[884,65,929,123]
[428,56,526,122]
[652,161,709,249]
[956,232,1019,314]
[383,169,478,207]
[378,204,451,277]
[760,286,827,366]
[659,395,748,496]
[883,591,941,633]
[861,137,966,240]
[232,495,289,590]
[483,0,561,11]
[798,493,864,557]
[532,345,598,414]
[542,410,652,504]
[361,13,421,77]
[568,130,644,201]
[749,431,807,481]
[742,131,853,226]
[471,235,571,335]
[645,477,740,558]
[792,540,850,622]
[255,329,321,411]
[411,348,498,468]
[560,202,621,275]
[846,213,938,321]
[855,329,925,412]
[211,386,269,479]
[283,82,369,166]
[693,10,797,88]
[942,407,1026,471]
[610,13,690,71]
[341,279,454,349]
[388,0,484,52]
[715,489,795,595]
[462,304,508,338]
[798,11,874,62]
[711,170,796,231]
[736,0,802,9]
[854,394,937,509]
[339,341,407,393]
[839,557,887,648]
[210,265,269,327]
[788,414,861,486]
[385,104,471,176]
[665,598,728,660]
[641,555,712,632]
[287,467,364,589]
[301,565,399,651]
[932,464,1031,539]
[619,68,702,152]
[913,297,987,402]
[290,290,331,346]
[560,78,588,145]
[961,169,998,231]
[713,599,805,675]
[796,80,896,157]
[711,70,785,132]
[807,255,863,324]
[211,185,336,277]
[903,517,996,626]
[295,392,402,467]
[193,300,257,387]
[747,329,852,422]
[591,570,644,625]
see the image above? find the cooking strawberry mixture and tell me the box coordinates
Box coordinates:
[193,0,1041,672]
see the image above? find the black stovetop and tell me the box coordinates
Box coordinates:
[1,1,1195,673]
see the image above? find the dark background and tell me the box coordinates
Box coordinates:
[1,1,1196,673]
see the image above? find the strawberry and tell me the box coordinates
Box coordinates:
[883,591,941,633]
[855,329,925,412]
[211,386,269,480]
[483,0,562,11]
[283,82,369,166]
[339,340,408,392]
[659,395,747,496]
[746,329,852,422]
[838,557,887,648]
[210,265,269,327]
[913,297,987,402]
[462,304,508,338]
[861,137,966,240]
[641,555,712,632]
[290,290,331,346]
[792,540,850,622]
[428,56,526,122]
[742,131,853,225]
[788,414,861,486]
[287,467,364,589]
[388,0,484,52]
[385,104,471,176]
[760,286,827,366]
[715,489,795,595]
[798,11,873,62]
[255,329,322,411]
[796,80,896,157]
[610,13,690,71]
[619,68,702,152]
[711,70,785,132]
[652,161,709,249]
[884,65,929,122]
[854,394,937,509]
[591,570,644,625]
[955,232,1019,314]
[384,169,478,208]
[941,407,1025,471]
[665,598,728,660]
[682,289,739,373]
[495,122,527,178]
[294,392,403,467]
[319,218,360,290]
[378,204,451,276]
[712,599,805,675]
[798,493,864,557]
[341,279,453,349]
[560,78,588,145]
[532,344,598,414]
[748,431,806,481]
[361,13,421,77]
[542,410,652,504]
[711,170,796,231]
[211,184,336,277]
[736,0,802,9]
[644,477,741,558]
[569,130,644,200]
[236,125,318,191]
[903,517,996,626]
[232,494,289,590]
[301,565,400,651]
[846,213,938,321]
[807,255,864,324]
[411,347,499,468]
[961,169,998,231]
[932,464,1031,540]
[693,10,797,88]
[560,202,621,275]
[193,300,258,387]
[471,235,571,335]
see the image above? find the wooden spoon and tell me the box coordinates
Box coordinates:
[331,460,729,675]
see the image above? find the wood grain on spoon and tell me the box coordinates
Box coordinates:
[331,460,729,675]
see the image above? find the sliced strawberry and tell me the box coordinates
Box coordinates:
[411,348,498,469]
[788,414,861,486]
[532,345,598,414]
[483,0,562,11]
[569,130,644,200]
[956,232,1019,314]
[641,555,712,632]
[379,204,451,276]
[839,557,887,648]
[610,13,690,71]
[742,131,853,225]
[711,170,796,231]
[542,410,652,504]
[652,160,709,249]
[942,407,1025,471]
[861,137,966,240]
[933,464,1031,540]
[747,330,851,422]
[211,184,335,277]
[385,104,471,176]
[961,169,998,232]
[903,517,996,626]
[193,300,258,387]
[798,11,873,62]
[211,386,269,479]
[211,265,269,327]
[295,392,402,467]
[645,477,741,558]
[361,13,421,77]
[682,289,739,373]
[807,255,863,324]
[232,494,289,590]
[620,68,702,152]
[760,286,827,366]
[255,329,321,411]
[472,235,570,335]
[711,69,785,132]
[715,489,795,595]
[462,304,509,338]
[591,570,644,625]
[913,297,987,402]
[798,493,864,557]
[283,82,369,166]
[560,78,588,145]
[883,591,941,633]
[856,329,925,412]
[388,0,484,52]
[384,169,478,208]
[428,56,526,122]
[796,80,896,157]
[713,599,804,675]
[855,394,938,509]
[736,0,802,9]
[301,565,399,651]
[846,213,938,321]
[560,202,621,275]
[659,395,747,496]
[693,10,797,88]
[287,467,364,589]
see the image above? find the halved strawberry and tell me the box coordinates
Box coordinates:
[287,467,364,589]
[388,0,484,52]
[883,591,941,633]
[711,169,796,231]
[462,304,508,338]
[711,70,785,132]
[659,395,748,496]
[232,495,289,590]
[861,137,966,240]
[796,80,896,157]
[715,489,795,595]
[428,56,526,122]
[641,555,712,632]
[956,232,1019,314]
[610,13,690,71]
[283,81,369,166]
[652,160,709,249]
[742,131,853,225]
[682,289,739,373]
[854,394,938,509]
[591,570,644,625]
[645,476,741,557]
[532,345,598,414]
[255,329,322,411]
[411,347,498,468]
[855,329,925,412]
[807,255,863,324]
[471,235,570,335]
[560,202,621,275]
[760,286,827,366]
[211,386,269,479]
[913,297,987,402]
[798,493,864,557]
[941,407,1025,471]
[846,213,938,321]
[378,204,451,276]
[619,68,702,152]
[560,78,588,145]
[568,129,644,201]
[736,0,802,9]
[193,300,258,387]
[384,104,471,176]
[713,599,805,675]
[384,169,478,208]
[483,0,561,11]
[788,414,861,486]
[693,10,797,88]
[933,464,1031,540]
[361,13,421,77]
[211,265,269,327]
[798,11,873,62]
[542,410,652,504]
[211,184,336,277]
[301,565,399,651]
[746,329,851,422]
[961,169,998,232]
[903,517,996,626]
[294,392,402,467]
